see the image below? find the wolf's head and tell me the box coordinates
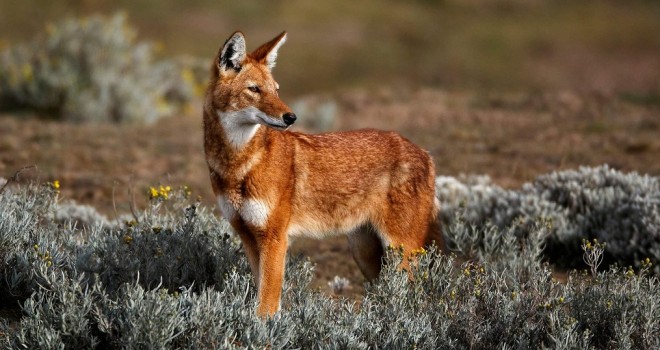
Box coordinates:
[207,31,296,148]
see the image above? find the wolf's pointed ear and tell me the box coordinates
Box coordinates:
[217,31,246,75]
[251,31,287,71]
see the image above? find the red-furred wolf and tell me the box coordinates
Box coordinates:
[203,31,443,317]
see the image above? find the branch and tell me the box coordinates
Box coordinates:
[0,165,37,195]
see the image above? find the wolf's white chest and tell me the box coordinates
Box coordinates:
[216,195,271,228]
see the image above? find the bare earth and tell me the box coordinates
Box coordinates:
[1,89,658,295]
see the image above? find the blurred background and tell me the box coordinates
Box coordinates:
[3,0,660,96]
[1,0,659,292]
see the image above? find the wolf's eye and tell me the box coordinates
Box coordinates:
[248,86,260,93]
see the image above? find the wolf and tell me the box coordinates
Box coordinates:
[203,31,443,317]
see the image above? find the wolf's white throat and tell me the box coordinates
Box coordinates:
[217,107,288,149]
[217,107,263,149]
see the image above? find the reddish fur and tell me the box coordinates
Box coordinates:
[204,31,444,318]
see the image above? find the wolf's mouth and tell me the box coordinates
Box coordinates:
[265,122,289,131]
[257,114,289,130]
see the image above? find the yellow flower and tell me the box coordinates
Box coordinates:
[152,185,172,200]
[558,297,565,303]
[410,248,427,256]
[52,180,60,189]
[626,267,634,277]
[149,187,159,199]
[642,257,652,268]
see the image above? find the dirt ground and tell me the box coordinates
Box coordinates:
[1,88,658,295]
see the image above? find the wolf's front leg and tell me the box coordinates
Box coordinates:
[232,220,262,287]
[255,232,288,318]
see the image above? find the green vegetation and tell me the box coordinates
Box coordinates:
[1,166,658,348]
[0,14,205,122]
[438,165,660,272]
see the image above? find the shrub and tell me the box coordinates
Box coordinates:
[0,183,69,302]
[437,165,660,272]
[0,13,206,123]
[1,166,658,348]
[533,166,660,269]
[54,200,110,228]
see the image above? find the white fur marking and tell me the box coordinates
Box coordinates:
[220,33,246,70]
[266,34,287,69]
[217,108,262,148]
[217,195,236,220]
[241,198,270,227]
[217,107,288,149]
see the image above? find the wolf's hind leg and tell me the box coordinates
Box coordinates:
[348,225,384,281]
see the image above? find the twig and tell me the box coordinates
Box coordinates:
[127,175,140,223]
[0,165,37,195]
[112,180,121,226]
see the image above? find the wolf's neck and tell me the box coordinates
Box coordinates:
[217,108,262,149]
[204,107,267,181]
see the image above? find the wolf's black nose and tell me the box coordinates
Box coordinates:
[283,112,297,126]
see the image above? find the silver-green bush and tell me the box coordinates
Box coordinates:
[0,13,205,123]
[438,165,660,272]
[1,166,658,349]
